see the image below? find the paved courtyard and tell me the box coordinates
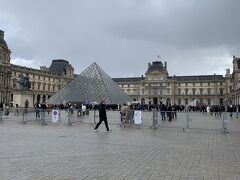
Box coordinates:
[0,110,240,180]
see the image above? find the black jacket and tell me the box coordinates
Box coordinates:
[99,103,107,120]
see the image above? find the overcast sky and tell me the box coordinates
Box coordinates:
[1,0,240,77]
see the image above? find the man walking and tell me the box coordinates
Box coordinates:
[94,100,110,132]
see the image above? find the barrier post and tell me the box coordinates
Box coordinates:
[90,109,97,127]
[0,109,3,123]
[19,108,27,124]
[41,109,47,126]
[65,110,72,126]
[150,109,158,129]
[220,112,229,134]
[183,111,191,132]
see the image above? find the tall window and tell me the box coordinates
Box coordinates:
[208,88,211,95]
[219,89,223,95]
[208,98,211,105]
[178,98,181,105]
[11,94,13,102]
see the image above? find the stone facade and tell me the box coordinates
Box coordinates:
[1,29,240,107]
[229,56,240,105]
[0,30,12,104]
[113,60,236,107]
[0,30,74,107]
[10,61,74,107]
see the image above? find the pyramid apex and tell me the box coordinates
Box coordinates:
[49,62,130,104]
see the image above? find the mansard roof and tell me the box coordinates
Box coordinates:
[49,59,70,76]
[0,38,8,49]
[11,64,53,75]
[146,61,165,74]
[0,30,9,50]
[112,77,145,82]
[169,75,224,81]
[11,63,78,79]
[112,75,224,83]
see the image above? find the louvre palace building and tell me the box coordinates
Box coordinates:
[1,30,240,107]
[0,30,74,107]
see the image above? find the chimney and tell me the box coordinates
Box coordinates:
[0,30,4,39]
[148,63,151,67]
[141,75,143,78]
[164,62,167,70]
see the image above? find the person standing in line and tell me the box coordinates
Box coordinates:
[82,104,86,117]
[35,102,41,119]
[0,102,3,115]
[94,100,110,132]
[14,104,19,116]
[160,104,166,121]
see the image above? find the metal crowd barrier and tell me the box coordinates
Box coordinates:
[148,110,238,134]
[17,108,93,126]
[0,107,239,134]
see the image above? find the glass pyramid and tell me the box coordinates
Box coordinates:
[48,63,131,104]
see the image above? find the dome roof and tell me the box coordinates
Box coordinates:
[49,59,69,75]
[0,30,8,49]
[146,61,165,74]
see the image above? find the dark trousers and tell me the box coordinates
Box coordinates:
[94,118,109,131]
[161,113,166,121]
[36,110,40,119]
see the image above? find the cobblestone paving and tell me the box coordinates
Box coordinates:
[0,111,240,179]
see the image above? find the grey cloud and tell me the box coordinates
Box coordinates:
[0,0,239,77]
[110,0,240,48]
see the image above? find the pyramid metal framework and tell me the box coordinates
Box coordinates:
[48,63,131,104]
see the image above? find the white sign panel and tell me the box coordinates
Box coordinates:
[134,110,142,125]
[52,110,59,123]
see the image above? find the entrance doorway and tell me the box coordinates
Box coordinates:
[153,98,158,105]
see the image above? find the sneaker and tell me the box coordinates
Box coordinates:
[106,130,112,133]
[93,129,98,132]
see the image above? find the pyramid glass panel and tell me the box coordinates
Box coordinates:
[48,63,131,104]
